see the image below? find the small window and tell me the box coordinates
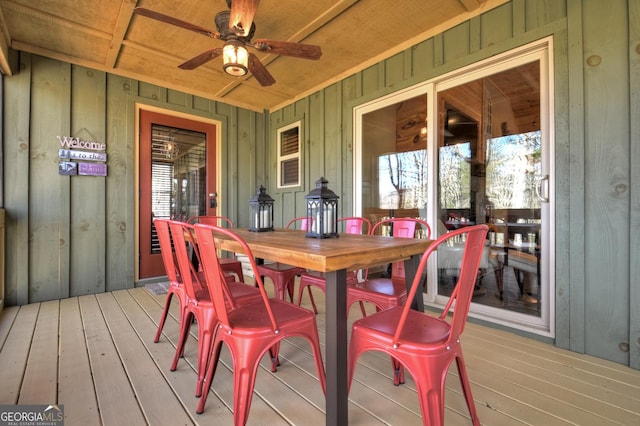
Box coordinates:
[277,121,301,188]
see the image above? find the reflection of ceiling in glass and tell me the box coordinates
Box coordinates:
[151,125,206,163]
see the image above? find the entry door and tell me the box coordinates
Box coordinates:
[139,110,217,279]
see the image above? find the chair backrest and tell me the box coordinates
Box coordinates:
[168,220,207,301]
[369,218,432,279]
[370,217,431,239]
[338,216,372,235]
[393,224,488,346]
[154,218,179,283]
[286,216,312,231]
[187,216,235,228]
[194,223,279,330]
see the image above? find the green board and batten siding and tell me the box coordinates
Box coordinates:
[270,0,639,368]
[2,0,639,369]
[3,53,267,303]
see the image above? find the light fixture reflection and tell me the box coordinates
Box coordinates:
[223,42,249,76]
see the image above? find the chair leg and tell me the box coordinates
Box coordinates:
[455,353,480,425]
[195,328,214,397]
[359,301,367,317]
[269,342,281,372]
[231,355,261,426]
[197,338,224,415]
[296,281,319,314]
[171,312,193,371]
[414,367,446,426]
[154,291,175,343]
[392,357,405,385]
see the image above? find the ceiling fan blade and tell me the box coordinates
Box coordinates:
[248,53,275,86]
[228,0,260,37]
[134,7,221,39]
[252,39,322,60]
[178,48,223,70]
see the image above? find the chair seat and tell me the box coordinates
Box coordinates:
[353,306,451,346]
[227,298,316,330]
[347,277,407,314]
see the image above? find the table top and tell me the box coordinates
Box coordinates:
[212,228,432,272]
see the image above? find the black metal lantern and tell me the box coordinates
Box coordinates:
[249,185,274,232]
[305,177,339,238]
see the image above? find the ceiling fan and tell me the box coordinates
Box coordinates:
[134,0,322,86]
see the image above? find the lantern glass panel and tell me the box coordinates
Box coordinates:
[305,177,339,238]
[249,185,274,232]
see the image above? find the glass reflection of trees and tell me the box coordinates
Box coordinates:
[439,143,471,209]
[486,131,541,209]
[378,149,428,210]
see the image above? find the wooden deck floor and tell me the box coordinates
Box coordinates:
[1,284,639,425]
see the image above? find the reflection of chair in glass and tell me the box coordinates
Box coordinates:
[489,218,539,305]
[506,248,539,305]
[256,217,310,302]
[347,225,488,425]
[437,219,492,298]
[168,221,261,398]
[153,218,188,344]
[295,217,371,313]
[193,223,326,421]
[187,216,245,282]
[346,217,431,317]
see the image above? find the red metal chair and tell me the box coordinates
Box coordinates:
[256,216,311,301]
[347,225,488,425]
[168,220,261,398]
[187,215,245,282]
[296,216,371,313]
[346,217,431,317]
[153,218,188,344]
[194,223,326,423]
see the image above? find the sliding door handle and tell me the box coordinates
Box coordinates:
[536,175,549,203]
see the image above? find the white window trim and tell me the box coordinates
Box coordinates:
[276,120,302,189]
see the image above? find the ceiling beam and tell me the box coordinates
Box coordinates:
[458,0,483,11]
[0,7,13,75]
[105,0,139,69]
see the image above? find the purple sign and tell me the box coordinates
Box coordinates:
[78,162,107,176]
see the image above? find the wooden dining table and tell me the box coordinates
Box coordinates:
[210,227,432,426]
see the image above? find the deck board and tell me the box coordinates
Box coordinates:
[97,291,195,425]
[58,297,101,425]
[79,294,147,425]
[0,303,39,404]
[19,300,59,404]
[1,286,640,425]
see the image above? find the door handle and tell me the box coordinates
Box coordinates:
[536,175,549,203]
[209,192,217,208]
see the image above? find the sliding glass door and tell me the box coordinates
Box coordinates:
[355,39,554,336]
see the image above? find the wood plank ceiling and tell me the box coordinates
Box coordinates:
[0,0,507,112]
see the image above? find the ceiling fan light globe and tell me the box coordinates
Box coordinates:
[224,63,248,76]
[223,43,249,76]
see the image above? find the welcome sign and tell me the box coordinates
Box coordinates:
[57,135,107,176]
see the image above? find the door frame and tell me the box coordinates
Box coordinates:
[134,104,222,282]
